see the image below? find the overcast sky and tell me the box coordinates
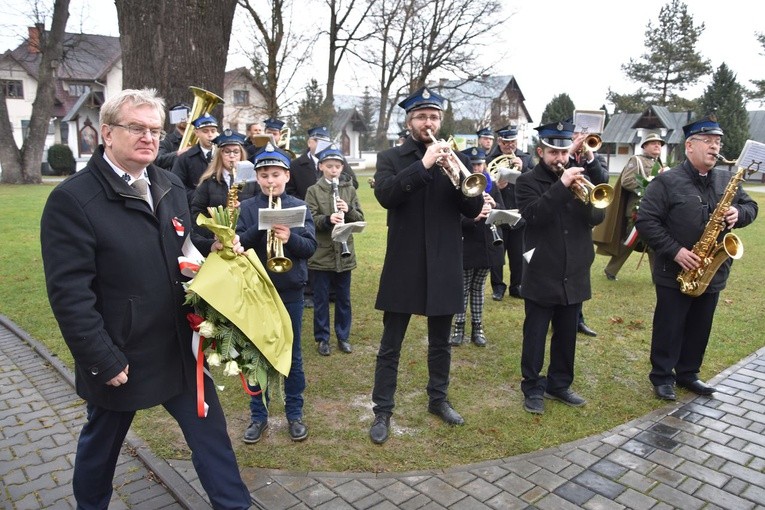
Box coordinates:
[1,0,763,123]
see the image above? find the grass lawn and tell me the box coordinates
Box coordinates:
[1,177,763,473]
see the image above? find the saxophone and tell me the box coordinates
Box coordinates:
[676,156,745,297]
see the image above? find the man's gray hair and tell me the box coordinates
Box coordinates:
[100,89,166,126]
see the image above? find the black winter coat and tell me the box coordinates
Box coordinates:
[516,161,606,305]
[40,147,197,411]
[461,184,505,269]
[155,129,183,170]
[171,144,210,203]
[373,137,484,315]
[635,160,758,292]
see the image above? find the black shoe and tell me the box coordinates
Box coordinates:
[523,396,544,414]
[491,291,504,301]
[544,388,587,407]
[677,379,717,396]
[427,401,464,425]
[449,322,465,346]
[243,420,268,444]
[604,270,617,281]
[338,340,352,353]
[653,384,677,401]
[508,286,522,299]
[317,341,330,356]
[288,419,308,441]
[369,413,390,444]
[470,323,487,347]
[577,322,598,337]
[304,297,314,308]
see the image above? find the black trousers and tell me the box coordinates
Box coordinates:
[372,311,452,416]
[649,285,719,386]
[72,377,251,510]
[490,226,524,295]
[520,299,579,398]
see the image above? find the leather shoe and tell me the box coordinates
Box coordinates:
[677,379,717,396]
[317,341,330,356]
[243,420,268,444]
[577,322,598,337]
[427,401,464,425]
[544,388,586,407]
[523,396,544,414]
[491,291,503,301]
[470,324,487,347]
[369,413,390,444]
[338,340,352,353]
[653,384,676,401]
[288,419,308,441]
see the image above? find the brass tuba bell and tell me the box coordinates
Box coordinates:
[178,86,224,151]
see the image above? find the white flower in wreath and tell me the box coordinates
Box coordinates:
[198,320,217,338]
[223,360,241,376]
[206,352,222,367]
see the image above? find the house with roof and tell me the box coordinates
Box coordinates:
[601,105,765,175]
[0,25,122,163]
[221,67,267,133]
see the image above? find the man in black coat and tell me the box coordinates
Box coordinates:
[154,102,190,170]
[171,113,219,204]
[368,87,483,444]
[40,89,251,510]
[516,121,606,416]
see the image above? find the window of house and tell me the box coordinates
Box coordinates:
[233,90,249,106]
[68,83,91,96]
[2,80,24,98]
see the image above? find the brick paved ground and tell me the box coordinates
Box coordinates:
[2,314,765,509]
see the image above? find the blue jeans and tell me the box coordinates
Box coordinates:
[313,270,352,343]
[249,298,305,422]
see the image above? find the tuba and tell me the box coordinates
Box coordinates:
[179,86,224,151]
[426,129,486,197]
[266,186,293,273]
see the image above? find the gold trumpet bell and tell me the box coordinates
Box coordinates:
[267,256,293,273]
[463,173,487,197]
[589,183,614,209]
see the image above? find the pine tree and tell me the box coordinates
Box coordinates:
[697,63,750,159]
[541,94,575,124]
[359,87,376,152]
[295,79,335,152]
[749,33,765,100]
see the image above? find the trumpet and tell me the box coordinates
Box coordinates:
[555,163,614,209]
[426,130,486,197]
[266,186,293,273]
[331,177,351,258]
[579,133,602,154]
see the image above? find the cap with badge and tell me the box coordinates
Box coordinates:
[398,86,445,113]
[535,121,575,149]
[641,132,666,147]
[253,142,291,170]
[213,129,246,147]
[682,115,724,138]
[192,113,218,129]
[461,147,487,164]
[263,118,285,131]
[496,125,518,141]
[316,142,346,163]
[476,127,494,139]
[307,126,331,141]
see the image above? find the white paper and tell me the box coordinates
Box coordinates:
[496,167,522,185]
[169,109,188,125]
[258,205,307,230]
[735,140,765,174]
[523,248,535,263]
[573,109,605,134]
[487,209,522,228]
[331,221,367,242]
[235,161,255,184]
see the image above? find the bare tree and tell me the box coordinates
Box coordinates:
[115,0,237,119]
[237,0,317,117]
[0,0,70,184]
[323,0,374,108]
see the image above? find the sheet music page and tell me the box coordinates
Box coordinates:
[235,161,255,184]
[331,221,367,242]
[573,110,605,133]
[486,209,522,227]
[258,205,307,230]
[736,140,765,174]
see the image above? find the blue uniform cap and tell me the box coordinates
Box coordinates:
[535,121,575,149]
[317,144,346,163]
[461,147,487,163]
[496,125,518,141]
[398,86,445,113]
[253,142,291,170]
[683,115,724,138]
[263,118,285,131]
[192,113,218,129]
[307,125,331,141]
[212,129,246,147]
[476,127,494,139]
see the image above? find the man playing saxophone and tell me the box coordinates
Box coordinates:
[636,115,758,401]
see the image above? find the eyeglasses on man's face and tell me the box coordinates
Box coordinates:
[111,124,166,141]
[691,136,723,148]
[221,148,241,155]
[411,114,441,123]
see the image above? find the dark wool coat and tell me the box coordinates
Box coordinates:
[171,143,210,203]
[285,150,358,200]
[635,160,758,292]
[516,161,606,305]
[190,176,260,252]
[40,146,197,412]
[154,128,183,170]
[460,184,505,269]
[373,137,484,316]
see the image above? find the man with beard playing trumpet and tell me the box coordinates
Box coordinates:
[515,121,607,415]
[368,87,483,444]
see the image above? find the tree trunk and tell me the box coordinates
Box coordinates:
[0,0,70,184]
[115,0,237,125]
